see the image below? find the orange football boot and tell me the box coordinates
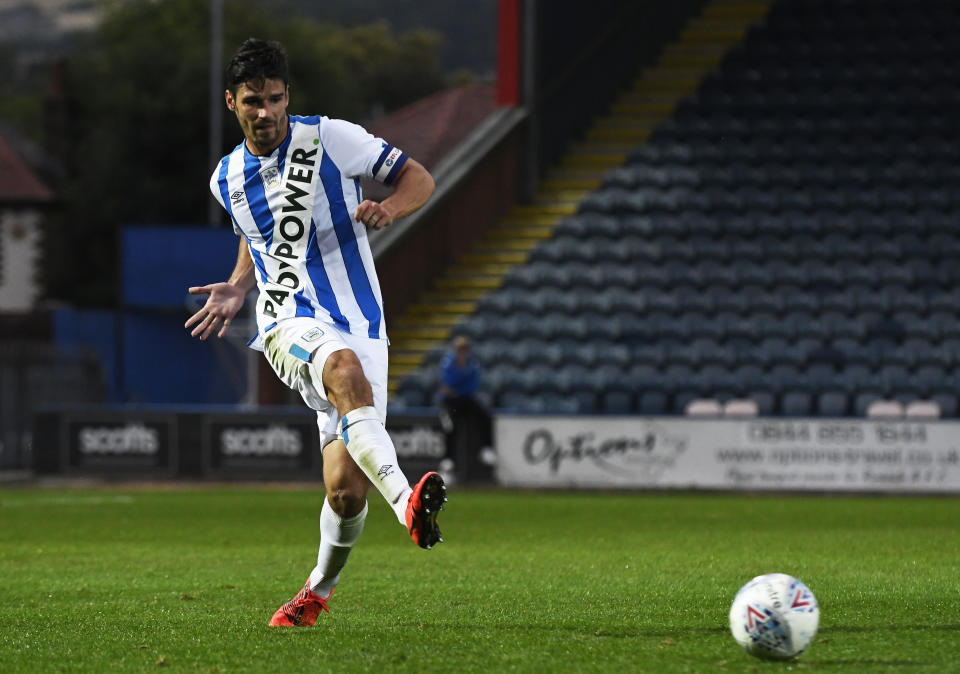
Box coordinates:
[268,579,331,627]
[405,471,447,549]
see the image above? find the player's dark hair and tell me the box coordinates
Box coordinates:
[226,38,289,94]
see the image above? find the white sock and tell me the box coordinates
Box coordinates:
[341,406,412,524]
[308,497,367,597]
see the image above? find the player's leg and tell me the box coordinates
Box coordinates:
[263,318,445,547]
[323,341,446,549]
[307,438,369,597]
[269,436,370,627]
[322,348,413,523]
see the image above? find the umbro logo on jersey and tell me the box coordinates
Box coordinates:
[231,190,245,205]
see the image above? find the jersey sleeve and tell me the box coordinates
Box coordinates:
[209,165,225,208]
[319,117,409,186]
[209,158,241,236]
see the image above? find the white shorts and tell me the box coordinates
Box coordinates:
[263,317,388,448]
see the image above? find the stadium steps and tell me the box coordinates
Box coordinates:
[386,0,772,395]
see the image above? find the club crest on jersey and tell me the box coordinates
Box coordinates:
[260,166,281,189]
[301,327,324,342]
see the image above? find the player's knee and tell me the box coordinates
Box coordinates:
[326,483,366,518]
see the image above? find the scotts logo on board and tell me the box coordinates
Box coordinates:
[219,425,302,457]
[203,418,316,476]
[77,423,159,455]
[66,418,175,473]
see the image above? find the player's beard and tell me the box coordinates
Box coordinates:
[245,115,287,154]
[253,120,282,147]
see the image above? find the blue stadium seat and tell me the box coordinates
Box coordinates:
[637,390,670,414]
[913,365,951,398]
[781,391,813,416]
[600,390,634,414]
[893,310,935,341]
[821,311,866,341]
[852,391,886,417]
[705,288,747,314]
[745,390,776,416]
[672,389,703,415]
[534,393,585,415]
[931,392,958,418]
[741,286,784,313]
[929,312,960,340]
[393,386,427,408]
[817,391,849,417]
[782,288,820,315]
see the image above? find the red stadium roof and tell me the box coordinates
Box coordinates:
[366,83,497,172]
[0,135,54,204]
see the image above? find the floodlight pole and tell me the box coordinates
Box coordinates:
[207,0,224,226]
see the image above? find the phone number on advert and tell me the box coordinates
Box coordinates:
[747,421,928,445]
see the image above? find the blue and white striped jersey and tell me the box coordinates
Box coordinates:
[210,115,408,347]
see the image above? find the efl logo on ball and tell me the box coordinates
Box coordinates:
[729,573,819,660]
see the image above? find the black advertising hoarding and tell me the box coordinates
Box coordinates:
[61,412,178,476]
[201,413,322,479]
[33,407,455,482]
[386,413,448,479]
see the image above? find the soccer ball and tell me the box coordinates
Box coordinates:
[728,573,819,660]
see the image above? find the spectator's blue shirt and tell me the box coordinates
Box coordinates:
[440,353,480,397]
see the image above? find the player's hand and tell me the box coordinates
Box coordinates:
[354,200,394,230]
[184,283,247,340]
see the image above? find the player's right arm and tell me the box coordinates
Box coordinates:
[185,240,257,341]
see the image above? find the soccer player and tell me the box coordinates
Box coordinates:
[185,38,444,627]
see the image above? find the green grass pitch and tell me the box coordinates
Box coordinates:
[0,485,958,673]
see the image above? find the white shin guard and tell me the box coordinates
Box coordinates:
[341,406,412,524]
[309,498,367,597]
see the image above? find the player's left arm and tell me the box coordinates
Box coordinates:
[354,159,435,230]
[184,240,256,341]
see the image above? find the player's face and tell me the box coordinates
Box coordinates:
[226,78,289,155]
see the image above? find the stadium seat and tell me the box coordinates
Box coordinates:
[865,399,906,419]
[392,387,427,408]
[781,391,813,417]
[672,390,702,415]
[637,390,670,415]
[930,392,958,418]
[723,399,759,417]
[817,391,849,417]
[600,390,634,414]
[744,391,777,417]
[913,364,951,397]
[904,399,941,419]
[554,362,590,392]
[685,398,723,416]
[535,393,583,415]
